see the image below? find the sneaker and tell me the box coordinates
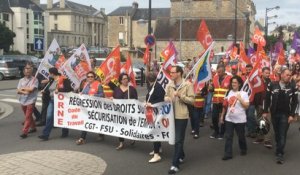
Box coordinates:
[276,155,284,164]
[148,154,161,163]
[193,134,199,139]
[76,138,86,145]
[20,134,27,139]
[190,130,195,135]
[168,166,179,174]
[264,141,273,149]
[253,139,264,144]
[217,134,224,140]
[38,135,48,141]
[179,158,184,164]
[210,132,218,139]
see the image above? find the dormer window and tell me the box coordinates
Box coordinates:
[119,17,124,25]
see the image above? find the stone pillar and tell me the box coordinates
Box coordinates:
[91,23,95,46]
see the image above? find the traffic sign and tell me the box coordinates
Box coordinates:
[34,38,44,51]
[144,35,155,47]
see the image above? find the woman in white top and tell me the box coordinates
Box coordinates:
[220,76,250,160]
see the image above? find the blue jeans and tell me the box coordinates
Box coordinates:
[205,92,212,114]
[246,105,257,134]
[172,119,188,168]
[43,99,54,137]
[224,121,247,157]
[271,113,289,156]
[42,99,68,138]
[192,107,204,134]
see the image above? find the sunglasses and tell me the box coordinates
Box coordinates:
[87,76,94,78]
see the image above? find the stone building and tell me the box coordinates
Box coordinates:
[270,24,298,42]
[154,0,256,60]
[107,1,170,56]
[0,0,44,54]
[43,0,107,51]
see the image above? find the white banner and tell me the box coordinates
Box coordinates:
[54,93,175,144]
[37,39,65,78]
[60,44,91,89]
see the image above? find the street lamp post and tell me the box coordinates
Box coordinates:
[234,0,237,46]
[265,6,280,40]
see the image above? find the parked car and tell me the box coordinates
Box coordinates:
[0,55,40,77]
[0,59,20,80]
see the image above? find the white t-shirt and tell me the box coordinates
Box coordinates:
[224,90,249,123]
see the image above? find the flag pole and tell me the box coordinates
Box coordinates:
[176,42,214,90]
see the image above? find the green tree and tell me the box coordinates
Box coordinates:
[0,22,16,52]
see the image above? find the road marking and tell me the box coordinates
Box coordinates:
[0,98,42,106]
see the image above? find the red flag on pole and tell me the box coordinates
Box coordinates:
[143,44,150,65]
[121,53,137,87]
[197,20,213,49]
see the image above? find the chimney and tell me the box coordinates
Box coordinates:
[47,0,53,9]
[60,0,65,9]
[100,8,105,14]
[132,1,138,9]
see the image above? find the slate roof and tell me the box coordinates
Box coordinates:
[108,6,170,20]
[0,0,14,13]
[51,0,99,16]
[8,0,43,12]
[154,18,246,40]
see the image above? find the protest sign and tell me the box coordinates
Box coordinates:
[54,92,175,144]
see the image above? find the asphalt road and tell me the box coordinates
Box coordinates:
[1,81,300,175]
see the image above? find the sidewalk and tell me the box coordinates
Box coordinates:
[0,150,107,175]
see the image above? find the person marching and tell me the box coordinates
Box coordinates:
[76,71,105,145]
[145,72,165,163]
[165,65,194,174]
[113,73,138,150]
[17,62,39,138]
[220,76,249,160]
[191,83,208,139]
[38,67,73,141]
[262,67,297,164]
[210,64,231,139]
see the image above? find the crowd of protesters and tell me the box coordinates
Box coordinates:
[16,53,300,174]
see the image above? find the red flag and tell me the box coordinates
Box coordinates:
[95,46,121,85]
[277,48,286,65]
[239,42,251,64]
[143,44,150,65]
[230,46,238,60]
[121,54,137,87]
[160,41,177,72]
[197,20,213,49]
[252,27,266,47]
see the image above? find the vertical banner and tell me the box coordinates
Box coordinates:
[54,92,175,144]
[60,44,91,89]
[37,39,65,78]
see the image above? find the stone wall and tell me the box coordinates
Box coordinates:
[154,40,236,60]
[108,16,127,47]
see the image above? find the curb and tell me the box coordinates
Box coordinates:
[0,102,13,120]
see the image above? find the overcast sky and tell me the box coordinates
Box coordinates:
[41,0,299,30]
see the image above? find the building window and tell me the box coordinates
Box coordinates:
[54,14,58,20]
[54,24,58,30]
[74,24,76,32]
[34,29,38,34]
[119,17,124,25]
[79,24,81,32]
[3,13,9,21]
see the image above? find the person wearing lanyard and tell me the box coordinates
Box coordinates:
[113,73,138,150]
[76,71,105,145]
